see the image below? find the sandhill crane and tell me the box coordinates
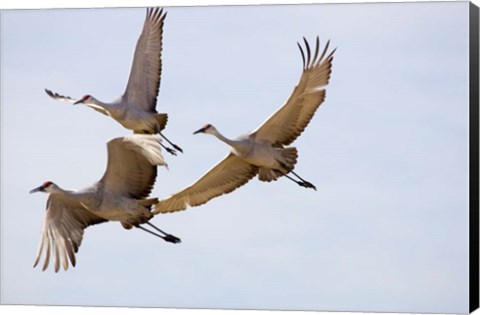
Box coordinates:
[153,37,335,214]
[45,8,182,155]
[30,135,180,273]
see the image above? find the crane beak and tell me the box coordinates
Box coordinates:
[29,185,45,194]
[73,99,84,105]
[193,127,205,135]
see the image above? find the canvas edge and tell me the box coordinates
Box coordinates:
[0,1,476,314]
[470,1,480,313]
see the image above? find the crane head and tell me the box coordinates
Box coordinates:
[193,124,215,135]
[73,95,92,105]
[30,181,54,194]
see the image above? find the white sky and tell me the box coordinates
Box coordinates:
[0,0,475,314]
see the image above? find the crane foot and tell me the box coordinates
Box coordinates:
[172,144,183,153]
[165,148,177,156]
[299,181,317,191]
[163,234,182,244]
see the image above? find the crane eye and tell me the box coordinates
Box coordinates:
[43,181,53,187]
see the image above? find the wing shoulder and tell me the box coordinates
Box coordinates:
[100,135,166,199]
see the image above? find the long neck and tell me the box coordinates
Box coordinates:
[210,128,249,153]
[211,129,237,146]
[51,185,96,205]
[87,97,116,116]
[51,185,74,196]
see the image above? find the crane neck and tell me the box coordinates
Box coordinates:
[84,97,116,116]
[52,185,95,203]
[50,185,73,196]
[90,97,114,109]
[211,129,236,146]
[210,129,248,152]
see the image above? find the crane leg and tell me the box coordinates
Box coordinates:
[136,223,181,244]
[159,132,183,154]
[277,161,316,191]
[160,142,177,156]
[140,129,178,155]
[145,222,181,243]
[284,172,317,190]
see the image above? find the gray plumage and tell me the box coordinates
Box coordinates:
[30,135,167,272]
[45,8,182,154]
[154,37,335,214]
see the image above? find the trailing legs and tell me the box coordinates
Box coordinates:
[136,221,181,244]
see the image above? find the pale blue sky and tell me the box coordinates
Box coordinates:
[0,1,472,314]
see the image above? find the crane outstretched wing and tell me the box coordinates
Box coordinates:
[45,89,78,104]
[153,153,258,214]
[251,37,335,147]
[34,194,107,272]
[44,89,109,116]
[99,135,167,199]
[123,8,167,112]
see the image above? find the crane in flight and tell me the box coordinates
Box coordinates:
[153,37,335,215]
[30,135,180,273]
[45,8,182,155]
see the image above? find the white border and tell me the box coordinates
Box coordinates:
[0,0,466,10]
[1,1,478,315]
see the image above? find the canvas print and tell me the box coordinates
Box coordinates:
[0,1,478,314]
